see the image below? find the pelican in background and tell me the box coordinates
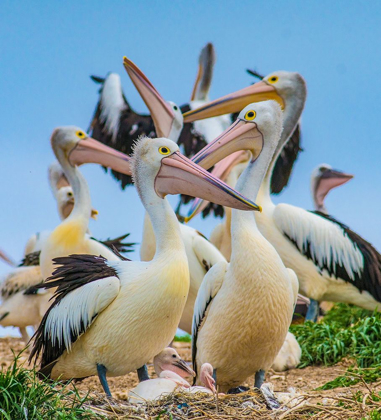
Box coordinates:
[122,56,227,334]
[88,43,217,189]
[0,159,132,343]
[30,133,259,397]
[186,71,381,321]
[191,101,298,393]
[311,164,354,214]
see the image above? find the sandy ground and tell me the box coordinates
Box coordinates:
[0,337,355,400]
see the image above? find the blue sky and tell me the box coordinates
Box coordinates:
[1,0,380,284]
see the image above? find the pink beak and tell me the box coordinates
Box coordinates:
[155,152,261,212]
[68,137,132,175]
[315,168,354,208]
[183,81,284,123]
[123,57,180,138]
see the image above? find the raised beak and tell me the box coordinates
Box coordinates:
[316,168,354,205]
[0,249,16,267]
[192,119,263,170]
[183,81,284,122]
[155,152,260,212]
[186,151,251,220]
[69,137,132,176]
[123,57,178,138]
[173,359,196,377]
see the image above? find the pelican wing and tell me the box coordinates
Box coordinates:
[274,204,381,301]
[192,231,226,273]
[89,73,156,189]
[29,254,120,376]
[192,261,227,377]
[1,266,43,299]
[271,123,302,194]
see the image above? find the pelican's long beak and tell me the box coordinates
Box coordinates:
[186,151,251,219]
[173,359,196,377]
[155,152,260,212]
[123,57,180,138]
[183,81,284,122]
[69,137,132,175]
[192,119,264,170]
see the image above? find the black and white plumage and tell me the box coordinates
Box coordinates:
[30,254,121,377]
[278,207,381,303]
[89,73,206,189]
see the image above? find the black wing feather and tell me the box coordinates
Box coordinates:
[271,124,302,194]
[92,233,136,254]
[29,254,119,376]
[88,75,156,189]
[19,251,40,267]
[310,212,381,302]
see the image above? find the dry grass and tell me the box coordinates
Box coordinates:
[82,381,381,420]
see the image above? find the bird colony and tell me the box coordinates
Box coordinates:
[1,43,380,412]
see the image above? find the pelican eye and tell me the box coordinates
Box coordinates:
[268,76,279,84]
[159,146,171,155]
[244,110,256,121]
[173,105,178,111]
[76,130,86,138]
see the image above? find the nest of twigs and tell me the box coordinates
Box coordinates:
[83,381,381,420]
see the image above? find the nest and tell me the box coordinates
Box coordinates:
[82,380,381,420]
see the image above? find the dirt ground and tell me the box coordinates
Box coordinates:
[0,336,364,401]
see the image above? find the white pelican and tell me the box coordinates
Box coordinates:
[30,134,259,397]
[191,101,298,392]
[186,72,381,321]
[121,57,228,334]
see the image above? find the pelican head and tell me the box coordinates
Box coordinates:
[123,57,183,141]
[192,100,283,172]
[131,136,261,211]
[183,70,306,123]
[153,348,195,378]
[51,126,132,175]
[311,164,354,211]
[200,363,216,393]
[186,100,283,220]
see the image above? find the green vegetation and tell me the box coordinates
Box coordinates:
[290,303,381,368]
[0,354,96,420]
[173,334,191,343]
[318,365,381,390]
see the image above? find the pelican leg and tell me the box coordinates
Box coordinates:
[305,299,319,322]
[19,327,30,344]
[254,369,265,388]
[212,368,217,382]
[97,364,112,397]
[137,364,149,382]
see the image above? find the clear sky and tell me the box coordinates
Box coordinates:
[1,0,380,283]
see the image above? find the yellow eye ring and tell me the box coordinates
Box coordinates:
[159,146,171,155]
[244,110,256,121]
[76,130,86,139]
[268,76,279,84]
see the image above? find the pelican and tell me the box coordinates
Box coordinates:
[88,44,216,189]
[191,101,298,393]
[30,134,259,397]
[129,349,216,403]
[0,156,133,343]
[128,347,194,403]
[311,164,354,214]
[271,332,301,372]
[121,57,228,334]
[186,71,381,321]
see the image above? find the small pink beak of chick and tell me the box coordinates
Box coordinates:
[200,363,216,394]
